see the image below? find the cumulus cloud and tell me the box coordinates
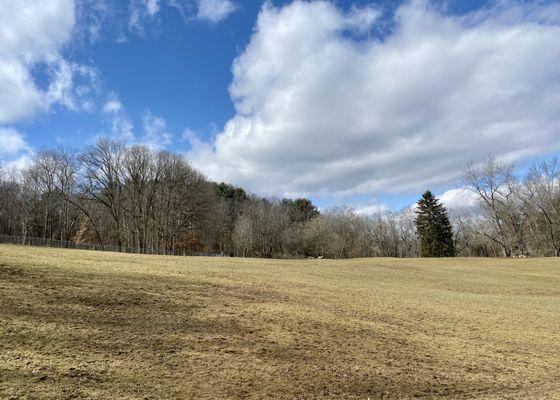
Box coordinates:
[346,4,380,32]
[196,0,236,23]
[0,0,98,124]
[439,188,480,210]
[187,0,560,200]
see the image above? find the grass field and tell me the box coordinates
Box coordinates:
[0,244,559,399]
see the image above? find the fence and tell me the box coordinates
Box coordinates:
[0,234,222,257]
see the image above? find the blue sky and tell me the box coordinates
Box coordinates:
[1,0,559,212]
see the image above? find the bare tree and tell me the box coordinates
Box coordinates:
[523,159,560,256]
[79,138,127,247]
[4,136,560,259]
[233,213,253,257]
[303,215,334,258]
[464,156,524,257]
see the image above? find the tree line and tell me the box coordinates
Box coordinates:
[0,139,558,258]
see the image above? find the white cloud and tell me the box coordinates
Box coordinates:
[127,0,234,34]
[46,61,98,111]
[129,0,161,33]
[4,153,33,171]
[196,0,236,23]
[129,3,145,33]
[146,0,160,15]
[140,110,172,150]
[75,0,112,44]
[0,0,98,124]
[0,127,33,171]
[355,203,390,216]
[187,0,560,201]
[103,98,123,114]
[346,4,380,32]
[439,188,479,210]
[101,99,171,150]
[102,95,134,141]
[0,128,30,156]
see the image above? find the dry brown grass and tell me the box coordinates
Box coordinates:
[0,244,559,399]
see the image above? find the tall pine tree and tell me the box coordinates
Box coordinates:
[414,191,455,257]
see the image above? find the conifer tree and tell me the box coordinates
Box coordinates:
[414,191,455,257]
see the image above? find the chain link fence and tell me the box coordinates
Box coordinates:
[0,234,222,257]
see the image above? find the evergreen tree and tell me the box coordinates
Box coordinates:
[414,191,455,257]
[282,198,320,223]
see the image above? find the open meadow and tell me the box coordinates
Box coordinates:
[0,244,559,399]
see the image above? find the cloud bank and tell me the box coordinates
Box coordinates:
[188,0,560,200]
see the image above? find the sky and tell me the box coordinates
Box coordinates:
[1,0,559,213]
